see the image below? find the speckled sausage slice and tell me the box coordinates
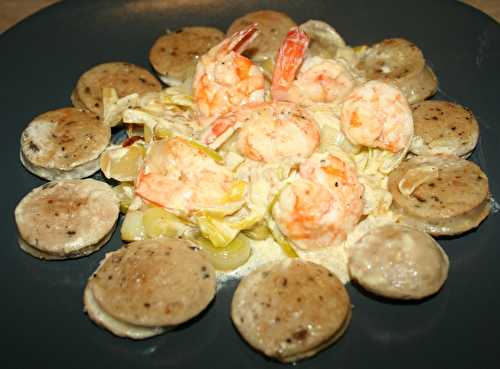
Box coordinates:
[388,154,490,235]
[70,88,87,110]
[74,62,161,116]
[149,27,224,86]
[15,179,119,259]
[356,38,437,103]
[231,259,351,363]
[226,10,296,62]
[20,107,110,180]
[398,65,438,104]
[357,38,425,81]
[349,224,449,299]
[84,238,216,339]
[410,100,479,157]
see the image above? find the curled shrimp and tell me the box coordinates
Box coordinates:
[201,101,320,163]
[340,80,414,152]
[193,23,265,126]
[135,137,243,215]
[272,152,364,250]
[271,26,356,105]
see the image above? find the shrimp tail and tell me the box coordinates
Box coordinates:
[223,23,259,55]
[271,26,309,101]
[201,113,240,148]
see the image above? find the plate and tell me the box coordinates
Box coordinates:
[1,1,499,368]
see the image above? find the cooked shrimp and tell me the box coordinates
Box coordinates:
[201,101,320,163]
[237,102,320,162]
[340,80,413,152]
[193,23,265,126]
[271,26,355,105]
[135,137,243,214]
[272,152,364,250]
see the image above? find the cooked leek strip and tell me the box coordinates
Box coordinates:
[122,109,160,131]
[154,125,173,139]
[267,217,298,258]
[243,220,271,240]
[102,88,139,127]
[196,234,252,271]
[143,207,192,239]
[196,213,240,248]
[113,182,135,213]
[255,58,274,80]
[121,210,146,241]
[353,44,368,53]
[223,180,247,203]
[161,90,194,108]
[184,139,224,164]
[228,211,263,231]
[100,144,145,181]
[143,124,154,143]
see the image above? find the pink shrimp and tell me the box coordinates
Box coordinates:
[271,26,355,105]
[340,80,414,152]
[135,137,243,215]
[272,152,364,250]
[193,23,265,127]
[201,101,320,163]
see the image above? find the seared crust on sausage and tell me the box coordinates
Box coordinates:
[149,27,224,86]
[388,155,490,235]
[356,38,437,103]
[410,100,479,157]
[20,108,110,180]
[74,62,161,116]
[226,10,296,62]
[349,224,449,299]
[356,38,425,82]
[231,259,351,363]
[85,239,216,339]
[15,179,119,259]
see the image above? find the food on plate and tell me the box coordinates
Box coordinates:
[388,154,490,235]
[231,259,351,363]
[73,62,161,119]
[340,80,414,152]
[149,26,225,86]
[349,224,449,299]
[14,179,119,259]
[14,7,493,362]
[20,107,111,180]
[226,10,296,65]
[84,238,216,339]
[272,152,364,250]
[271,26,355,105]
[193,23,265,125]
[355,38,438,103]
[410,100,479,157]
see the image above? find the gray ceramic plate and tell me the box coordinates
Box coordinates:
[2,1,499,368]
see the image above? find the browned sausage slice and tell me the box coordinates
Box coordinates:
[349,224,449,299]
[84,238,216,339]
[231,259,350,363]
